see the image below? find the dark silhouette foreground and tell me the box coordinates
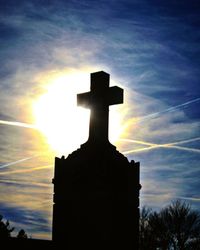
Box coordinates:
[2,200,200,250]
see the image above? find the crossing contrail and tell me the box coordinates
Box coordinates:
[119,138,156,146]
[120,137,200,154]
[0,120,37,129]
[121,137,200,147]
[135,97,200,123]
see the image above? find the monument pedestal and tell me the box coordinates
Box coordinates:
[53,142,140,249]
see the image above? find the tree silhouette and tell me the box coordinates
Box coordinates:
[0,215,14,239]
[140,207,157,250]
[140,200,200,250]
[164,200,200,249]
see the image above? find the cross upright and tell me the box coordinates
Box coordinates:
[77,71,123,145]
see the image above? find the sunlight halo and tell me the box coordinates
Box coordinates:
[32,70,123,156]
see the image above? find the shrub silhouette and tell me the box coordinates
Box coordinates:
[0,214,27,240]
[17,229,28,239]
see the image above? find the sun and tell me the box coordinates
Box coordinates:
[32,70,123,156]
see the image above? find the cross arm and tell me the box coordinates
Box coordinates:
[77,92,91,108]
[108,86,124,106]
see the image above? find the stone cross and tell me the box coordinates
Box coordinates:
[77,71,123,144]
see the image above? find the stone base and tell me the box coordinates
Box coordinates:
[52,142,140,249]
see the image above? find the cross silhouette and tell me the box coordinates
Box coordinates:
[77,71,123,145]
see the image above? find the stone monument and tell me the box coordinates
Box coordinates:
[52,71,140,249]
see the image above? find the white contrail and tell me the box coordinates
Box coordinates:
[178,196,200,202]
[122,143,200,155]
[0,156,38,169]
[0,120,37,129]
[0,165,53,175]
[122,145,157,154]
[160,145,200,154]
[119,138,156,146]
[166,137,200,146]
[136,97,200,123]
[120,137,200,155]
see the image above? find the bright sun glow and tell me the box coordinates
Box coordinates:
[33,70,123,156]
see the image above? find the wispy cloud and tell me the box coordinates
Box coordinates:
[0,179,50,188]
[0,202,52,239]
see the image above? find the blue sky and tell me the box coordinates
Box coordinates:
[0,0,200,240]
